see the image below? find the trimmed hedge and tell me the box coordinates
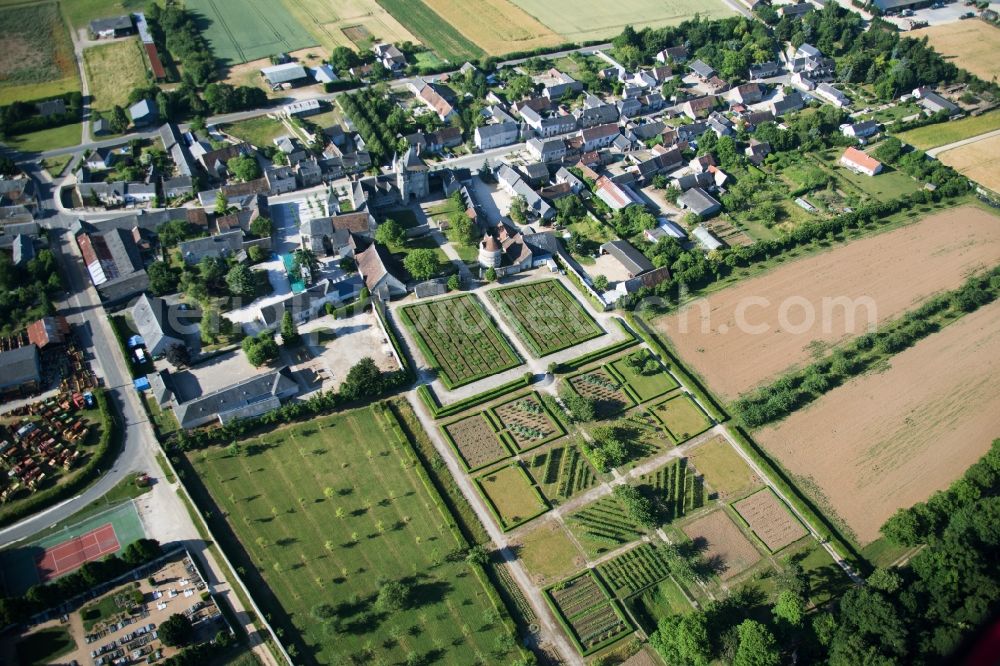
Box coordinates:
[557,318,639,372]
[0,388,121,528]
[625,313,726,423]
[417,373,533,419]
[373,301,413,379]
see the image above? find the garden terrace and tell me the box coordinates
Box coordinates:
[183,402,521,665]
[526,441,600,505]
[732,489,807,553]
[566,369,634,417]
[475,463,549,531]
[567,495,646,559]
[441,413,511,471]
[634,457,706,526]
[487,280,604,357]
[650,395,711,443]
[489,392,565,452]
[606,350,679,403]
[596,542,674,598]
[546,571,634,656]
[399,294,522,389]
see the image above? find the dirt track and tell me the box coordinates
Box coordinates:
[756,301,1000,545]
[657,206,1000,399]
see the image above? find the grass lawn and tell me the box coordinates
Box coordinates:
[398,234,451,274]
[3,123,81,153]
[186,402,520,665]
[651,395,710,443]
[476,464,548,530]
[41,153,73,176]
[514,522,583,584]
[896,110,1000,150]
[608,350,678,402]
[453,242,478,262]
[488,280,604,357]
[80,583,142,630]
[788,541,852,607]
[414,51,444,68]
[83,38,148,112]
[220,116,288,149]
[399,294,522,388]
[374,0,485,62]
[687,436,762,501]
[567,216,615,264]
[15,626,76,665]
[425,198,464,218]
[628,577,691,631]
[381,207,421,228]
[303,108,344,130]
[57,0,158,29]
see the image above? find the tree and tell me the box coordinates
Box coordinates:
[403,249,438,281]
[509,195,529,224]
[215,190,229,215]
[250,216,273,238]
[228,155,261,182]
[733,620,780,666]
[340,357,383,401]
[200,308,219,344]
[773,589,806,630]
[447,212,477,246]
[329,46,360,72]
[375,580,410,613]
[226,263,255,297]
[156,220,195,248]
[242,332,278,367]
[248,245,267,263]
[292,249,318,284]
[650,614,711,666]
[447,274,461,291]
[592,275,609,291]
[559,385,595,422]
[465,545,489,567]
[375,218,406,247]
[506,75,536,100]
[484,266,497,282]
[199,255,227,291]
[280,311,300,346]
[165,343,190,367]
[159,613,194,647]
[108,105,129,134]
[147,261,177,295]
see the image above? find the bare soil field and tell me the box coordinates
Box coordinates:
[732,489,806,552]
[443,413,510,471]
[657,206,1000,399]
[280,0,419,51]
[937,135,1000,194]
[422,0,561,55]
[756,301,1000,545]
[910,21,1000,82]
[682,510,760,581]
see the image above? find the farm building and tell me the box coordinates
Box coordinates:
[312,64,338,84]
[871,0,932,13]
[128,99,158,128]
[595,177,643,211]
[173,369,299,429]
[11,234,35,266]
[131,293,186,358]
[0,345,41,395]
[599,240,655,279]
[677,188,722,218]
[89,15,134,39]
[814,82,849,107]
[644,219,688,243]
[357,242,407,301]
[840,147,883,177]
[693,225,724,251]
[27,316,70,349]
[913,87,960,116]
[261,63,309,87]
[76,227,149,302]
[283,99,322,117]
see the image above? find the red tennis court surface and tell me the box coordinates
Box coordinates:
[36,524,120,581]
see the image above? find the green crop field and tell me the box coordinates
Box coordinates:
[399,294,522,389]
[896,110,1000,150]
[0,2,79,105]
[186,0,317,65]
[186,402,519,665]
[375,0,484,62]
[488,280,604,357]
[508,0,734,42]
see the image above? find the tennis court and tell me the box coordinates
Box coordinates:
[0,501,145,596]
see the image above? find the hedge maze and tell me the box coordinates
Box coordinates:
[489,280,604,357]
[527,441,599,504]
[400,294,521,388]
[546,571,634,655]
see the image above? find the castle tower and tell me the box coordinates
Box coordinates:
[478,234,502,268]
[395,147,430,200]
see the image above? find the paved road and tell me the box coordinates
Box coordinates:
[926,127,1000,157]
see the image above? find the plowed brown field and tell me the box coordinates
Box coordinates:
[756,301,1000,545]
[657,206,1000,399]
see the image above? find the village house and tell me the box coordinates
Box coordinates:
[840,147,882,177]
[89,15,134,39]
[410,78,457,121]
[373,43,407,71]
[131,293,186,358]
[357,242,407,300]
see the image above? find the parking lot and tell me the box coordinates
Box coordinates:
[885,1,998,28]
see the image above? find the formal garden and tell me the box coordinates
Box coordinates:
[487,280,604,357]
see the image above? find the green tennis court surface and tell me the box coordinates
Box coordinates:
[0,501,145,596]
